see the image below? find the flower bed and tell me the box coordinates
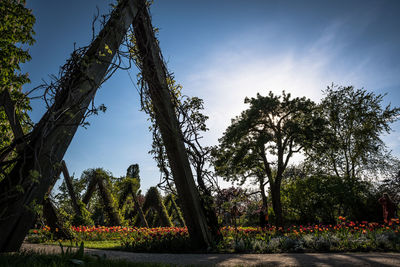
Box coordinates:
[28,218,400,253]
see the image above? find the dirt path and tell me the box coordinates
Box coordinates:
[20,243,400,266]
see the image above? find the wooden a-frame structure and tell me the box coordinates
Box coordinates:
[0,0,214,252]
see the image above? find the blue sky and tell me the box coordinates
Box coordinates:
[23,0,400,191]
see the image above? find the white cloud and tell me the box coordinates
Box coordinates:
[182,36,340,146]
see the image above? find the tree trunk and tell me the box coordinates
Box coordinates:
[133,0,213,248]
[0,0,139,252]
[259,177,268,228]
[270,182,283,227]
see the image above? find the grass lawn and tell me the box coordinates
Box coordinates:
[46,240,123,250]
[0,251,174,267]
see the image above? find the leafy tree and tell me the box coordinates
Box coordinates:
[379,161,400,203]
[126,163,140,180]
[213,91,324,226]
[306,85,400,181]
[0,0,35,151]
[241,193,263,227]
[281,173,381,224]
[215,187,248,226]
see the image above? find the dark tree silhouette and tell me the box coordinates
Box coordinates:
[213,92,324,226]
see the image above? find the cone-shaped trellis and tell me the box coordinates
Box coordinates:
[118,177,149,227]
[80,168,122,226]
[141,187,172,227]
[164,194,185,227]
[0,0,216,251]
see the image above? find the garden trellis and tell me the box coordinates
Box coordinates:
[0,0,213,252]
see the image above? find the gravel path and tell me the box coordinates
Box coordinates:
[20,243,400,266]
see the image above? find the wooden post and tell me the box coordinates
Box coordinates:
[132,0,213,248]
[82,177,97,206]
[132,192,149,227]
[42,165,72,239]
[60,160,82,217]
[0,0,139,252]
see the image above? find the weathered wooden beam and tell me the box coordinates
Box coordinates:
[41,164,72,239]
[82,177,97,206]
[132,192,149,227]
[132,0,213,248]
[42,197,73,240]
[61,160,82,217]
[0,0,139,252]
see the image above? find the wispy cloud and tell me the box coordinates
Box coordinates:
[182,25,348,146]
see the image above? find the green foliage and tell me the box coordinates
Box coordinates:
[241,195,262,227]
[113,163,145,225]
[281,173,382,224]
[142,187,172,227]
[58,241,85,261]
[306,85,400,180]
[71,200,94,226]
[55,176,87,213]
[164,194,185,227]
[380,168,400,203]
[116,177,141,225]
[117,178,140,206]
[126,164,140,180]
[55,168,121,226]
[214,91,322,184]
[213,187,262,228]
[0,0,35,150]
[55,174,93,226]
[91,169,121,226]
[0,0,35,89]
